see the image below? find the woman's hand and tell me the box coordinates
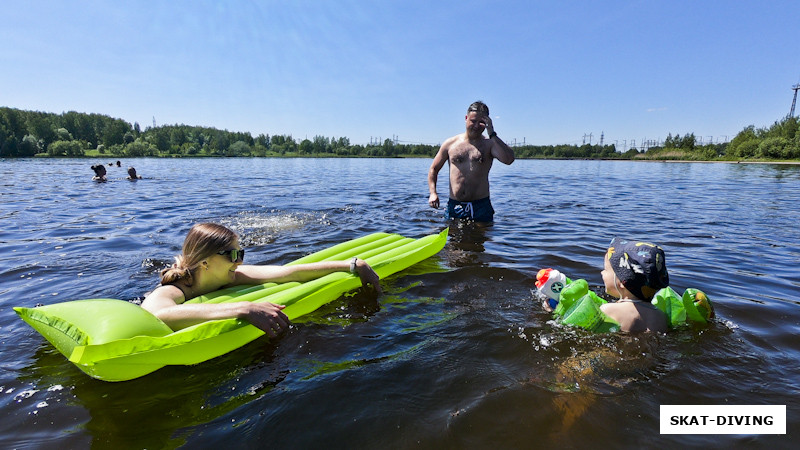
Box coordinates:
[243,302,290,338]
[354,259,382,294]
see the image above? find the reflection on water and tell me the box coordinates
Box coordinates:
[1,158,799,448]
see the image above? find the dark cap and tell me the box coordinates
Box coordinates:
[606,238,669,301]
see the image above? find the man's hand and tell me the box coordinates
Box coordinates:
[429,192,440,209]
[481,115,495,137]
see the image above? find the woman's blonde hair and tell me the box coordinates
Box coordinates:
[160,223,238,286]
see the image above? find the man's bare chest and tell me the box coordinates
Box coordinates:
[449,143,489,167]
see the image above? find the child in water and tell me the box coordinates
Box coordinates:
[539,238,714,333]
[599,238,670,332]
[538,237,672,333]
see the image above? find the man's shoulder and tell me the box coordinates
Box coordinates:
[441,134,464,148]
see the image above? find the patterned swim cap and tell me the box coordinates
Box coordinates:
[606,238,669,301]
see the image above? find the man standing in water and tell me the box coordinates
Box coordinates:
[428,101,515,223]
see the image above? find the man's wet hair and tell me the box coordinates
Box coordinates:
[467,101,489,116]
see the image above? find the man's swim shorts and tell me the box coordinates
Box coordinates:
[446,197,494,223]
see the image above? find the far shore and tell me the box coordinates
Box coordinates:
[627,159,800,165]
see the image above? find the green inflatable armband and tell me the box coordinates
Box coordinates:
[652,287,686,327]
[552,278,589,316]
[552,279,619,333]
[683,288,714,323]
[651,286,714,328]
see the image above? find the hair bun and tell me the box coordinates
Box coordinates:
[159,257,194,286]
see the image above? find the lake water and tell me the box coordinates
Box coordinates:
[1,157,798,448]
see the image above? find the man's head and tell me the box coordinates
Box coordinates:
[465,101,489,138]
[604,238,669,301]
[467,101,489,116]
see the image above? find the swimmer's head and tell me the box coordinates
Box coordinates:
[91,164,106,176]
[128,167,138,177]
[605,237,669,301]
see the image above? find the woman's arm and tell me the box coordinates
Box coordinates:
[233,259,382,293]
[141,285,289,337]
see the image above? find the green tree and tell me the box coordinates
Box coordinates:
[312,135,330,153]
[126,140,156,156]
[284,136,297,153]
[736,139,759,158]
[764,117,798,140]
[255,133,270,149]
[299,139,313,154]
[664,133,675,148]
[227,140,251,156]
[212,131,230,155]
[56,128,73,141]
[170,127,186,148]
[47,140,85,157]
[253,143,268,156]
[757,137,790,159]
[107,144,125,156]
[679,133,696,151]
[20,135,41,156]
[26,113,56,149]
[270,134,286,146]
[102,119,130,147]
[61,111,96,144]
[727,126,758,157]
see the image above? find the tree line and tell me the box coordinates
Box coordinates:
[2,106,798,160]
[0,107,439,158]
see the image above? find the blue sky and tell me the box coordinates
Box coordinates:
[3,0,798,149]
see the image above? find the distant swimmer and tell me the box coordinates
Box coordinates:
[91,164,107,182]
[127,166,142,180]
[427,101,515,223]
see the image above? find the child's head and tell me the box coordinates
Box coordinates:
[603,238,669,301]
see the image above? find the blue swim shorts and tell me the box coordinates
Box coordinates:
[446,197,494,223]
